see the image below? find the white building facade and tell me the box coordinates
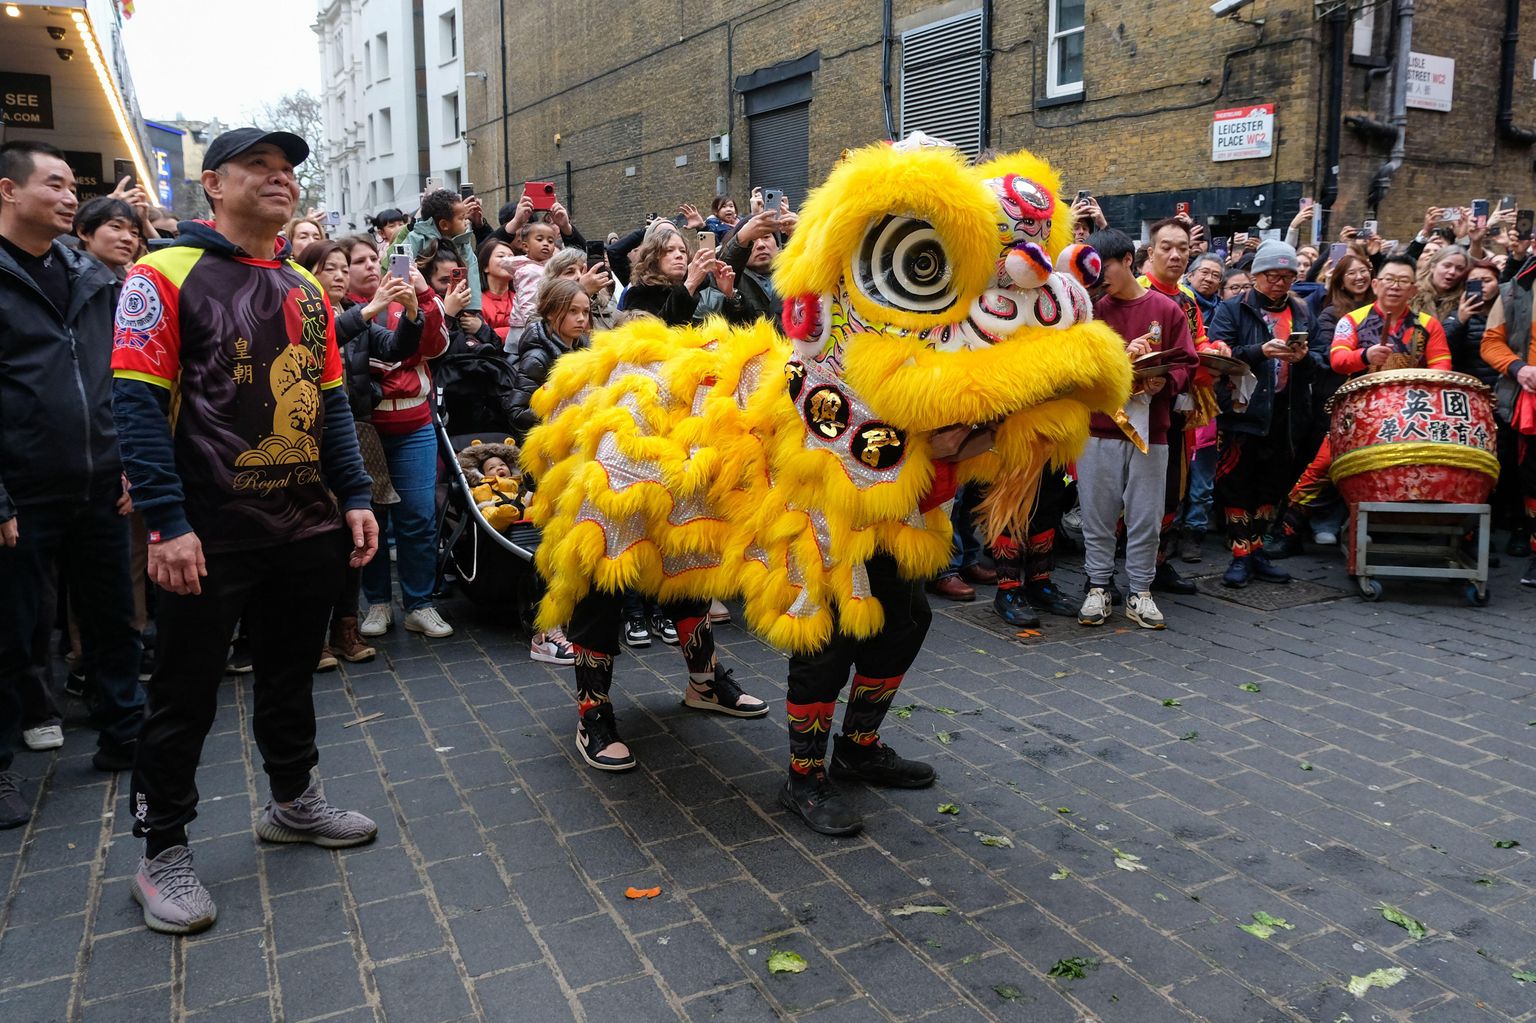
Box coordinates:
[314,0,468,234]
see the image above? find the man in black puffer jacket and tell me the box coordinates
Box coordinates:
[0,141,145,826]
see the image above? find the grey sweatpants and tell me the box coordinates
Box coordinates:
[1078,436,1170,594]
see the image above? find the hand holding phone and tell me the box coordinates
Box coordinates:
[449,266,467,288]
[1359,220,1378,240]
[522,181,557,211]
[762,188,783,212]
[389,245,412,284]
[459,182,475,199]
[1329,242,1349,265]
[1174,201,1192,219]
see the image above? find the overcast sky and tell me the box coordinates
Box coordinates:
[122,0,321,124]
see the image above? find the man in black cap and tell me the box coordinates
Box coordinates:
[112,127,381,934]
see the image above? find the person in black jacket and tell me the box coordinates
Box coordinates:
[509,277,591,441]
[622,224,720,327]
[0,141,146,827]
[300,240,424,665]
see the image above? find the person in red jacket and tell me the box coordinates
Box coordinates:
[1328,255,1451,376]
[336,235,454,639]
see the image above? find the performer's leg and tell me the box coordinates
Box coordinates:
[830,556,936,789]
[666,599,767,717]
[780,622,862,836]
[1022,469,1074,615]
[564,589,633,771]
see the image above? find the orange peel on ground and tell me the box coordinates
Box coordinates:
[624,886,663,900]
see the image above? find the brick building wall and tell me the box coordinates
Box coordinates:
[464,0,1536,245]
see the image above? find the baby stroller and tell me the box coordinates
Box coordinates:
[431,347,541,616]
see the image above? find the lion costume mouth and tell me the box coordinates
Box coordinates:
[522,135,1130,653]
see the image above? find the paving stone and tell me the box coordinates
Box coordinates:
[184,930,271,1010]
[356,891,446,961]
[78,986,175,1022]
[834,937,958,1018]
[642,922,750,998]
[82,927,172,1001]
[6,862,92,925]
[577,975,681,1022]
[186,994,275,1022]
[341,842,426,905]
[269,885,351,955]
[539,914,644,989]
[0,915,86,989]
[275,941,369,1021]
[682,982,784,1022]
[446,904,543,976]
[371,950,474,1022]
[427,853,511,915]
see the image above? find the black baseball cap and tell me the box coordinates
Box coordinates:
[201,128,310,173]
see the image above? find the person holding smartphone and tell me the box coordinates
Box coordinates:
[401,189,482,314]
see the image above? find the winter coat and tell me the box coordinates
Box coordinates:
[402,217,482,311]
[1207,290,1317,452]
[334,301,424,420]
[508,320,586,441]
[0,237,123,520]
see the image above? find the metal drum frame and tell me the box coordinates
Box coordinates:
[1352,501,1490,605]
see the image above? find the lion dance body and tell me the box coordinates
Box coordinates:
[522,134,1132,826]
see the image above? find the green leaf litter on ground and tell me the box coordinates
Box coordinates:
[1153,892,1169,902]
[1113,849,1148,872]
[894,705,914,720]
[924,938,942,950]
[1047,956,1098,980]
[959,953,980,965]
[890,904,950,917]
[1475,877,1496,887]
[993,984,1022,1000]
[1494,839,1521,849]
[1239,911,1295,939]
[937,803,959,815]
[1162,698,1182,707]
[1056,806,1073,814]
[1238,683,1262,692]
[1050,868,1071,880]
[1378,903,1427,940]
[935,731,953,745]
[766,950,807,974]
[1179,731,1199,741]
[1513,970,1536,983]
[977,833,1014,849]
[1300,761,1314,771]
[1345,967,1407,997]
[934,706,958,715]
[1239,922,1276,939]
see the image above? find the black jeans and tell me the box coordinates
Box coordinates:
[130,531,345,845]
[0,492,143,771]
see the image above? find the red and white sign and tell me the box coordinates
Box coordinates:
[1212,104,1274,162]
[1406,52,1455,112]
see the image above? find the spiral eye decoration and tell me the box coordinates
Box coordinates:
[853,215,957,313]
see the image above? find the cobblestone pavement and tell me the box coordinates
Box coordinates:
[2,547,1535,1023]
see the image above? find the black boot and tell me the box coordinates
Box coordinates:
[1248,550,1292,584]
[831,733,936,788]
[992,587,1041,628]
[1265,532,1303,559]
[779,770,863,836]
[1151,561,1197,595]
[1178,528,1205,564]
[1022,579,1074,616]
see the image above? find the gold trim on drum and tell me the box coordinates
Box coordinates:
[1324,368,1491,415]
[1329,442,1500,484]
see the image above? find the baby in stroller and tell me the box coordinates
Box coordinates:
[457,440,529,533]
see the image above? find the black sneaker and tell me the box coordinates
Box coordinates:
[1023,579,1074,616]
[779,770,863,836]
[682,666,769,718]
[93,740,137,773]
[1521,557,1536,588]
[622,617,652,648]
[831,734,936,788]
[651,614,679,645]
[1151,561,1197,595]
[992,587,1041,628]
[0,771,30,830]
[225,636,253,675]
[64,670,87,700]
[576,705,636,771]
[1264,533,1303,560]
[1249,550,1291,584]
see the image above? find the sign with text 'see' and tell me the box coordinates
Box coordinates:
[1,72,54,129]
[1212,104,1273,162]
[1406,52,1454,112]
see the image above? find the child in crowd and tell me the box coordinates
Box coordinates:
[420,250,496,351]
[402,189,482,313]
[503,221,562,350]
[457,441,529,532]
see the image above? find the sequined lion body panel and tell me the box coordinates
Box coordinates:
[523,136,1132,654]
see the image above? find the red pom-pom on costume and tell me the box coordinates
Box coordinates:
[782,293,823,341]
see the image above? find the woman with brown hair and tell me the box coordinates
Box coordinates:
[1412,245,1472,323]
[622,223,731,327]
[477,237,515,342]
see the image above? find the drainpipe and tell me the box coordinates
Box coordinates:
[1367,0,1413,213]
[1498,0,1536,145]
[1319,5,1347,240]
[881,0,895,139]
[498,0,510,198]
[979,0,993,150]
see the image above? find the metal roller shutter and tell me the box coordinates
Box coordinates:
[900,11,984,156]
[747,102,810,205]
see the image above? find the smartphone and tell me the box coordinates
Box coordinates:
[112,158,136,189]
[1287,330,1309,352]
[1500,195,1516,210]
[1233,231,1249,247]
[1440,207,1460,221]
[1328,242,1348,265]
[1174,201,1192,219]
[459,182,475,199]
[584,239,607,262]
[388,244,411,282]
[1360,220,1378,240]
[1471,199,1489,228]
[697,230,715,252]
[325,210,342,227]
[424,176,440,195]
[1300,197,1314,211]
[1076,189,1092,202]
[762,188,783,211]
[522,181,557,211]
[448,266,467,288]
[1518,209,1535,241]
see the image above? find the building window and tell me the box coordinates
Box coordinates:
[1047,0,1084,98]
[374,32,390,81]
[900,10,985,156]
[363,40,372,84]
[747,104,810,209]
[444,168,461,192]
[442,92,460,142]
[367,113,375,154]
[382,177,395,205]
[378,107,393,155]
[440,10,457,61]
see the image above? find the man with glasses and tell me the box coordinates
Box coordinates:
[1330,255,1451,375]
[1222,269,1252,300]
[1207,241,1319,587]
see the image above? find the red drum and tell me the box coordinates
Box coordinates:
[1326,369,1498,572]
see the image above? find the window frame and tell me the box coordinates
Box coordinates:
[1046,0,1085,99]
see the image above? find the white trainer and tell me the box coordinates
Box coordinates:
[359,604,392,637]
[1126,591,1166,630]
[22,725,64,751]
[707,599,732,624]
[404,606,454,638]
[1078,586,1110,626]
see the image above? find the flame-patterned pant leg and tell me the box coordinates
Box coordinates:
[663,599,714,675]
[565,589,625,713]
[1214,412,1308,558]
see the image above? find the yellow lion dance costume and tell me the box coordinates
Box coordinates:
[523,135,1131,655]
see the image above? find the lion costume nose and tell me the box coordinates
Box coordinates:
[1002,241,1053,290]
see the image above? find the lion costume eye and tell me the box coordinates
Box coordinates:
[853,215,957,313]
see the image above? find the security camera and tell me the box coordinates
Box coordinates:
[55,47,73,61]
[1209,0,1255,15]
[46,25,66,40]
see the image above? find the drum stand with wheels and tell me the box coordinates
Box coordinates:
[1351,501,1490,605]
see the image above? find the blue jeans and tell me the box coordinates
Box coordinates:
[1182,446,1218,533]
[0,488,144,770]
[362,422,439,612]
[939,484,984,578]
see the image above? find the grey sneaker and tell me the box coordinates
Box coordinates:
[133,845,218,934]
[255,782,377,849]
